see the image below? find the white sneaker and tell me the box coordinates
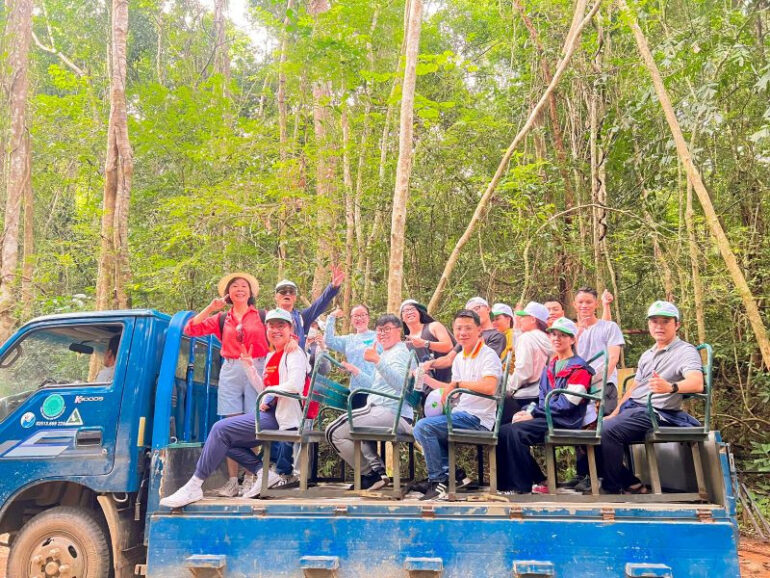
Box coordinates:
[271,473,299,489]
[240,473,256,496]
[160,482,203,508]
[213,477,239,497]
[242,470,265,499]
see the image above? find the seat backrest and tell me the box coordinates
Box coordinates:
[490,352,513,437]
[303,353,351,428]
[391,351,420,431]
[695,343,713,431]
[586,349,609,435]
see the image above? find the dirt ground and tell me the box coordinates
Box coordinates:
[0,534,768,577]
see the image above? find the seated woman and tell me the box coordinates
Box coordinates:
[496,317,594,494]
[400,300,455,384]
[325,305,377,409]
[160,309,308,508]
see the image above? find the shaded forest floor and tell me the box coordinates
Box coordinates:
[0,533,768,576]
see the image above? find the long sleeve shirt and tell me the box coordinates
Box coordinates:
[509,330,553,398]
[324,315,376,392]
[356,341,414,421]
[263,348,309,430]
[266,283,340,349]
[184,306,269,359]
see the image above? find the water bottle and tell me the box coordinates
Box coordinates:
[413,367,425,392]
[525,402,537,415]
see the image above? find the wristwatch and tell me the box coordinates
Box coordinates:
[670,382,679,394]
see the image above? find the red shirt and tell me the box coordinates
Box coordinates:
[184,306,269,359]
[263,348,317,419]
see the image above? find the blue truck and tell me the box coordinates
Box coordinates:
[0,309,742,577]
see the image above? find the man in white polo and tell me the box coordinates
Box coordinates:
[600,301,704,494]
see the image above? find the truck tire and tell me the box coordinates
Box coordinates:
[7,505,111,578]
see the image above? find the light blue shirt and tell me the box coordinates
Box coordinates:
[356,341,414,421]
[324,316,377,392]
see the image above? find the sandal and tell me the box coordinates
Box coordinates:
[623,483,650,495]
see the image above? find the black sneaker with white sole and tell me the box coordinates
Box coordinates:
[419,481,448,501]
[455,468,472,490]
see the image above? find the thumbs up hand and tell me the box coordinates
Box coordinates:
[363,341,380,364]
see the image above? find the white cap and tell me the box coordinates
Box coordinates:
[647,300,680,320]
[400,299,420,311]
[465,296,489,309]
[491,303,514,319]
[275,279,298,291]
[265,308,294,324]
[547,316,578,337]
[515,301,549,324]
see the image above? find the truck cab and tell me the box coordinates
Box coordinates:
[0,310,742,577]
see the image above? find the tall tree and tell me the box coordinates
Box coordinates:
[618,0,770,370]
[386,0,423,313]
[96,0,133,311]
[0,0,32,341]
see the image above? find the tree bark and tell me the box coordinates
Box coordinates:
[387,0,423,313]
[277,0,294,159]
[213,0,230,80]
[619,0,770,369]
[686,174,707,343]
[21,131,34,317]
[428,0,602,313]
[96,0,134,311]
[0,0,32,341]
[341,105,354,330]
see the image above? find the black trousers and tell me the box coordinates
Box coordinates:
[496,418,549,493]
[501,395,538,426]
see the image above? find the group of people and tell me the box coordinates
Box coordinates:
[160,270,705,507]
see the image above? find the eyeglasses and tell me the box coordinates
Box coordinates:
[277,288,296,296]
[351,313,369,319]
[401,307,417,315]
[376,325,397,335]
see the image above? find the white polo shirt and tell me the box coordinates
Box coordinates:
[451,340,503,430]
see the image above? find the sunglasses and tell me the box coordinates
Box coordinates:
[236,323,244,343]
[277,288,296,296]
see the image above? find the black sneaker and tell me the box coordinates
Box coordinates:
[574,476,593,494]
[419,481,448,501]
[359,471,386,490]
[407,478,431,494]
[455,468,472,490]
[560,475,587,489]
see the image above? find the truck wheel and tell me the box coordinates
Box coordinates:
[7,505,111,578]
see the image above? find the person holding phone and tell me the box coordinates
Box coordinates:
[184,272,269,497]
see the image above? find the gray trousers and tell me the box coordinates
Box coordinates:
[325,404,413,475]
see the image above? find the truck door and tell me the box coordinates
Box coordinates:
[0,319,135,490]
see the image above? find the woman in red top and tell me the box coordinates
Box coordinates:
[184,272,268,496]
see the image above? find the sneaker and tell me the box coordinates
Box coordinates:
[213,477,239,498]
[270,473,299,489]
[242,470,265,499]
[532,484,549,494]
[366,474,390,491]
[455,468,472,490]
[574,476,593,494]
[160,482,203,508]
[407,478,431,494]
[419,481,448,501]
[560,475,586,489]
[240,473,256,496]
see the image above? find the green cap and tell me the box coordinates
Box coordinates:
[646,300,679,320]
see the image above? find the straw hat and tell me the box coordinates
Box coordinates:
[217,272,260,299]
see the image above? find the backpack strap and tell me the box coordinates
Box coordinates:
[218,312,227,338]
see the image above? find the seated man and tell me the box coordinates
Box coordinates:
[325,314,414,491]
[414,309,503,500]
[600,301,704,494]
[95,334,121,382]
[160,309,308,508]
[496,317,593,494]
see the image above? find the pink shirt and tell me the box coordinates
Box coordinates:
[184,306,269,359]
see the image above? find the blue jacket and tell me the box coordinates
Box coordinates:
[533,355,595,429]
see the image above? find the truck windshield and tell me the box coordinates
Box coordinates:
[0,324,123,423]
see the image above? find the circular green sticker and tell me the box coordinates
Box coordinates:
[41,394,65,420]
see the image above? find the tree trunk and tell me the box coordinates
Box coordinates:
[387,0,423,313]
[213,0,230,81]
[428,0,602,313]
[96,0,134,311]
[686,174,706,343]
[0,0,32,341]
[341,105,354,330]
[619,0,770,369]
[21,132,34,317]
[277,0,294,159]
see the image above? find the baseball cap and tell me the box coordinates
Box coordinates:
[465,296,489,309]
[647,300,680,320]
[514,301,549,324]
[547,316,578,337]
[491,303,514,319]
[275,279,298,292]
[265,308,294,324]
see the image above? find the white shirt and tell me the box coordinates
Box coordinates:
[451,341,503,430]
[263,348,309,430]
[95,365,115,382]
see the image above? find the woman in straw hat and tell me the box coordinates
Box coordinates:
[184,272,269,497]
